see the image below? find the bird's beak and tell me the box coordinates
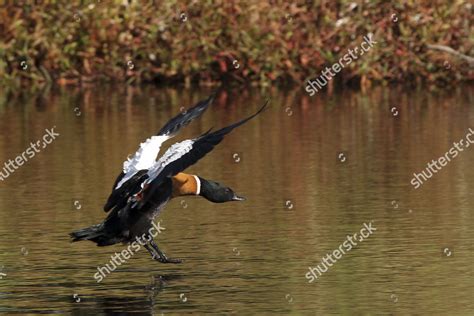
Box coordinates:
[232,194,246,201]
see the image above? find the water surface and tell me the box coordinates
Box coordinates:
[0,86,473,314]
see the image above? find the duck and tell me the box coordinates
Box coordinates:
[70,95,268,264]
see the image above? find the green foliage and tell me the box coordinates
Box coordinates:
[0,0,472,88]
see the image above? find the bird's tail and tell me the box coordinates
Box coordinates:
[70,223,115,246]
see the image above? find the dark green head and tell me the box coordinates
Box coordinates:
[198,177,245,203]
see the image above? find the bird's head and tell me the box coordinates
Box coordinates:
[198,177,245,203]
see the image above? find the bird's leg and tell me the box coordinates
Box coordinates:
[144,243,161,260]
[141,233,164,261]
[149,239,182,264]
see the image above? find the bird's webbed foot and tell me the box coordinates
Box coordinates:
[146,239,183,264]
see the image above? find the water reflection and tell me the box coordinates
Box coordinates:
[0,85,473,314]
[72,274,182,315]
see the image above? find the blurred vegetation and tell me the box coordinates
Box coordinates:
[0,0,473,89]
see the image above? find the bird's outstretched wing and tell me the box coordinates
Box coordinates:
[136,100,269,208]
[104,94,214,212]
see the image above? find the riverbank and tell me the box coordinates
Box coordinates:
[1,1,473,88]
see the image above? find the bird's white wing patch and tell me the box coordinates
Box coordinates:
[116,135,169,189]
[145,139,195,184]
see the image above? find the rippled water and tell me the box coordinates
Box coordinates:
[0,86,473,314]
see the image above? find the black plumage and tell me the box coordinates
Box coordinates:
[70,97,268,264]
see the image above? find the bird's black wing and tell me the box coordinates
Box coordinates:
[137,100,269,208]
[157,94,215,137]
[104,94,215,212]
[103,170,148,213]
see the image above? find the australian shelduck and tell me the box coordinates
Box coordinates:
[70,95,268,263]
